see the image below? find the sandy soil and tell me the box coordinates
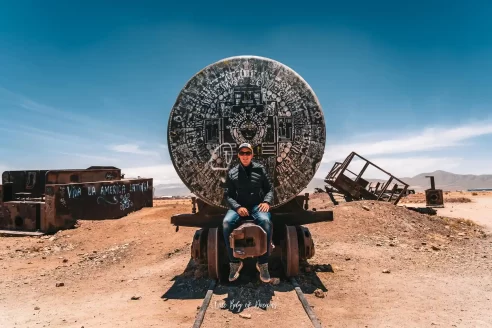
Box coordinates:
[1,195,491,328]
[400,191,492,231]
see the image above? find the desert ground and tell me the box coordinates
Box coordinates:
[1,192,491,328]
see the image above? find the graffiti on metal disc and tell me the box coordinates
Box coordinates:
[167,56,326,208]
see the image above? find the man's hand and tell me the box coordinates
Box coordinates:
[237,207,249,217]
[258,202,270,212]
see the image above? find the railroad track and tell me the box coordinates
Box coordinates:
[191,277,323,328]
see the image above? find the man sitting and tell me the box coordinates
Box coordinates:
[222,143,274,283]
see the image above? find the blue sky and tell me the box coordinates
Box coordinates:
[1,0,492,185]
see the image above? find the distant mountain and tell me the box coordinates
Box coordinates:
[154,170,492,197]
[153,183,192,197]
[400,170,492,191]
[303,170,492,193]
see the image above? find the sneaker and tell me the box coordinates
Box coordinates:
[256,262,271,283]
[229,261,243,282]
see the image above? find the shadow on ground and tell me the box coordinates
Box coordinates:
[161,258,331,314]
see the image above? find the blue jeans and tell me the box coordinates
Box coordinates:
[222,205,272,265]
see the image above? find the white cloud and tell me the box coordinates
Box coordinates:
[121,164,181,185]
[109,144,159,157]
[350,156,462,179]
[322,121,492,163]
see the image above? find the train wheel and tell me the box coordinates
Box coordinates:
[282,225,299,277]
[207,228,220,280]
[297,226,315,260]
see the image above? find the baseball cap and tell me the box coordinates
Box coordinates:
[238,143,253,153]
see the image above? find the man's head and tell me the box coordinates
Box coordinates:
[238,143,253,166]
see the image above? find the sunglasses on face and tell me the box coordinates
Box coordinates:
[239,151,252,156]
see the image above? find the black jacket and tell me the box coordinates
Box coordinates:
[224,161,274,211]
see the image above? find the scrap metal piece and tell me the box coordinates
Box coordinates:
[425,176,444,208]
[0,201,42,232]
[229,222,267,259]
[1,170,48,200]
[405,206,437,215]
[191,229,206,261]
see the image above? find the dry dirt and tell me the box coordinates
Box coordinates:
[1,195,492,328]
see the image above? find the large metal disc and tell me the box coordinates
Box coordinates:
[168,56,326,208]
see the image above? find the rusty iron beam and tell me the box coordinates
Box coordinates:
[171,209,333,229]
[392,185,408,205]
[377,176,393,201]
[352,152,408,187]
[355,162,370,183]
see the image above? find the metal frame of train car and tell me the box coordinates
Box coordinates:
[0,168,153,234]
[324,152,409,205]
[171,193,333,279]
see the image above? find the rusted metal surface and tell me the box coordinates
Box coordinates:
[425,190,444,208]
[1,170,48,200]
[425,176,444,208]
[324,152,409,205]
[0,165,152,233]
[45,169,121,185]
[172,207,333,229]
[191,229,206,261]
[42,178,153,232]
[1,168,122,203]
[297,226,315,260]
[0,201,43,232]
[229,222,267,259]
[207,228,220,279]
[282,225,299,276]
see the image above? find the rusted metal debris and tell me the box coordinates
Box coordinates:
[324,152,409,205]
[404,206,437,215]
[229,221,268,259]
[0,168,153,233]
[425,176,444,208]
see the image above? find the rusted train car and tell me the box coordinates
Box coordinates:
[0,167,153,234]
[168,56,333,278]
